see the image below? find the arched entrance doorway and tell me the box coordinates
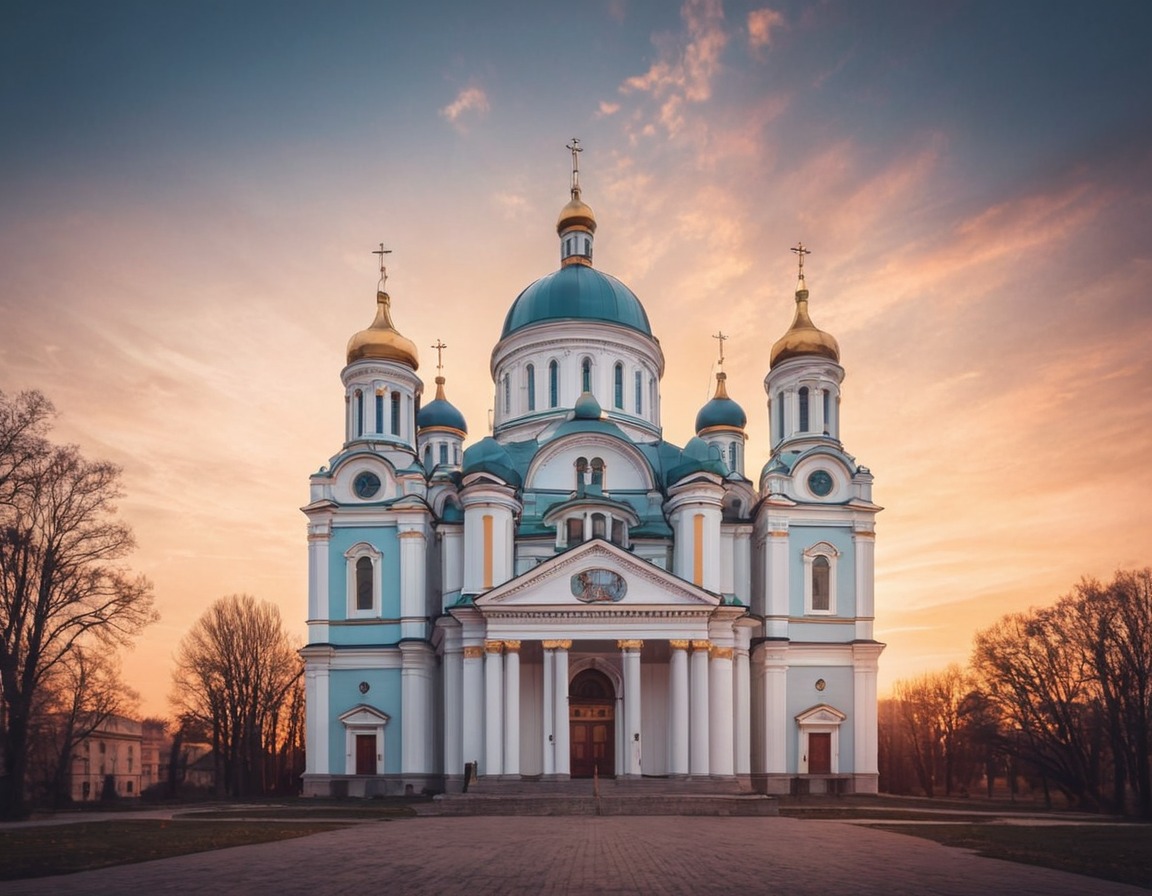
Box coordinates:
[569,668,615,778]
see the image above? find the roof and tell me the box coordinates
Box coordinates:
[500,264,653,338]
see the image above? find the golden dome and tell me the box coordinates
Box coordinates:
[346,291,420,368]
[557,192,597,234]
[769,282,840,368]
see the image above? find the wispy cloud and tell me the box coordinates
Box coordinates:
[439,86,490,132]
[747,7,784,52]
[619,0,728,136]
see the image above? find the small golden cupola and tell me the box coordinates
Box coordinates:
[769,243,840,369]
[346,245,420,369]
[557,137,597,267]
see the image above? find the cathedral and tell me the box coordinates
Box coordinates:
[300,147,883,797]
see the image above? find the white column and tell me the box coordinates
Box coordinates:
[398,528,426,640]
[442,634,463,780]
[484,640,504,776]
[504,640,521,777]
[619,640,643,776]
[462,644,484,772]
[853,643,882,793]
[708,646,735,776]
[759,643,788,774]
[854,529,876,640]
[400,643,432,774]
[551,640,571,777]
[689,640,710,776]
[304,664,329,774]
[542,645,555,775]
[668,640,690,776]
[733,632,751,776]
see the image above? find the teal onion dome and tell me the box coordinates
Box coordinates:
[461,437,522,487]
[500,265,652,339]
[573,391,602,420]
[666,436,729,485]
[695,373,746,433]
[417,377,467,434]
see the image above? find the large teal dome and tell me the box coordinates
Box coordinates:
[501,264,652,339]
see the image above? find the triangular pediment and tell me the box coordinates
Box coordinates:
[476,539,720,610]
[339,704,391,727]
[796,703,846,726]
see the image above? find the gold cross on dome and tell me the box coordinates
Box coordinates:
[791,242,810,280]
[712,330,728,369]
[566,137,583,197]
[432,339,447,375]
[372,243,392,290]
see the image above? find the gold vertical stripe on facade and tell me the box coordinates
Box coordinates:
[482,513,493,589]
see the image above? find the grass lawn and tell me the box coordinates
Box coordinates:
[0,820,353,881]
[874,823,1152,890]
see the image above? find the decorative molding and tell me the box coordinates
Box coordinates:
[484,640,504,654]
[710,646,734,660]
[691,639,712,651]
[463,646,484,659]
[503,639,521,652]
[542,639,573,650]
[616,639,644,651]
[669,639,690,650]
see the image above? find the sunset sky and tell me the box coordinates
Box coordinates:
[2,1,1150,717]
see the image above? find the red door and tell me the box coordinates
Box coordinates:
[808,733,832,774]
[355,734,376,775]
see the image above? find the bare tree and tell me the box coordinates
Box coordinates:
[171,594,302,797]
[0,390,157,819]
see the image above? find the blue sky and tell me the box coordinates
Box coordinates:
[2,0,1150,714]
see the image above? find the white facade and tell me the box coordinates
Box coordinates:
[301,165,883,796]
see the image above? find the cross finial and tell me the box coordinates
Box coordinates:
[566,137,583,198]
[791,242,811,282]
[432,339,447,375]
[372,243,392,291]
[712,330,728,370]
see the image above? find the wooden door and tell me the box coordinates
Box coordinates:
[355,734,376,775]
[570,716,614,778]
[807,732,832,774]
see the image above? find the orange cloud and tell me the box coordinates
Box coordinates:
[747,7,784,51]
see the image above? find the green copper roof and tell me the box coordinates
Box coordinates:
[417,396,467,433]
[500,265,652,338]
[695,394,747,432]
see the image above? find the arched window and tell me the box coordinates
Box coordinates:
[812,556,830,611]
[391,391,401,436]
[776,390,785,441]
[613,363,624,408]
[581,357,592,393]
[803,543,839,615]
[355,390,364,437]
[799,387,810,432]
[728,442,737,473]
[526,364,536,411]
[424,445,433,468]
[375,391,384,433]
[823,390,831,434]
[549,360,559,408]
[590,457,604,490]
[503,374,511,414]
[566,517,583,545]
[575,457,588,494]
[591,513,607,539]
[355,557,374,611]
[439,443,448,465]
[634,370,643,414]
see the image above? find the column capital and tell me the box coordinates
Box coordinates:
[484,640,504,654]
[616,639,644,651]
[690,639,712,651]
[463,646,484,659]
[709,646,734,660]
[543,639,572,650]
[503,639,521,653]
[668,639,690,650]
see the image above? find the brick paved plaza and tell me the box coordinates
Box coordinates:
[3,815,1146,895]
